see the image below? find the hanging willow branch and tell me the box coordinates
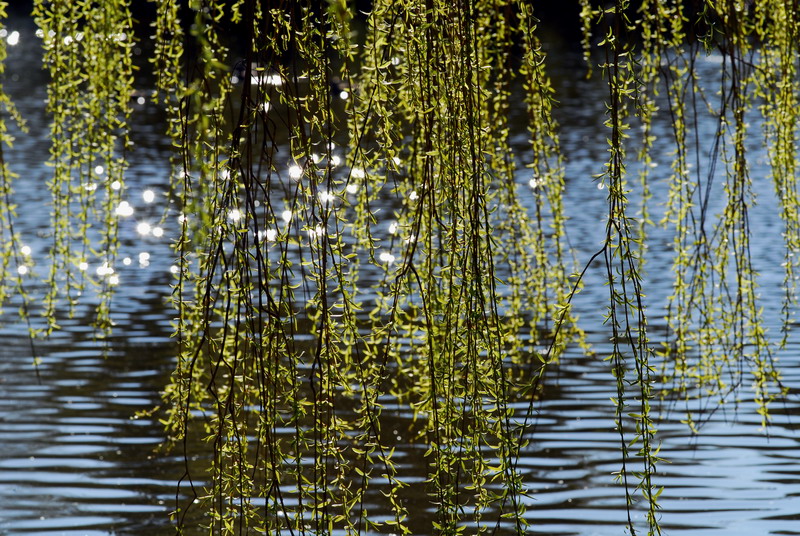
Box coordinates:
[32,0,134,334]
[150,0,582,532]
[0,0,34,360]
[0,0,797,534]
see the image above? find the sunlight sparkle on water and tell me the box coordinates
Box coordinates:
[109,275,119,286]
[94,165,104,175]
[265,229,277,241]
[318,191,335,205]
[289,165,303,180]
[78,261,89,271]
[96,263,114,276]
[252,73,282,86]
[409,190,419,201]
[170,265,180,275]
[20,245,31,256]
[351,167,365,179]
[142,190,156,203]
[17,265,28,275]
[137,222,152,235]
[122,257,132,266]
[306,225,326,239]
[111,180,122,190]
[7,31,19,46]
[228,209,242,222]
[346,183,358,194]
[115,201,134,217]
[379,251,395,265]
[152,227,164,238]
[282,210,292,223]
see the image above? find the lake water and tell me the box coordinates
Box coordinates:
[2,18,800,536]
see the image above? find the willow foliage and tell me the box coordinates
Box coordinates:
[0,1,27,317]
[32,0,134,334]
[0,0,797,534]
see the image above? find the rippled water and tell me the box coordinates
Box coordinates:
[2,17,800,536]
[0,20,179,536]
[0,323,175,535]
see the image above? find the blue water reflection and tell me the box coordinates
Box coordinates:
[1,16,800,536]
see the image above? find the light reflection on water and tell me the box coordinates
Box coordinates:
[1,18,800,536]
[0,321,177,535]
[0,22,180,536]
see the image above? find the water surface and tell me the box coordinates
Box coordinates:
[1,19,800,536]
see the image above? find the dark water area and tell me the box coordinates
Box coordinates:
[2,12,800,536]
